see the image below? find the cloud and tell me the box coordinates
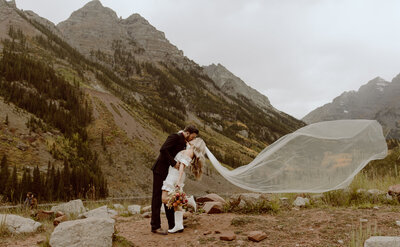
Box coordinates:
[16,0,400,119]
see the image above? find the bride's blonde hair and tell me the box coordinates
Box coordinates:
[191,138,205,180]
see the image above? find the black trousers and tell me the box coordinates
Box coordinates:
[151,172,175,231]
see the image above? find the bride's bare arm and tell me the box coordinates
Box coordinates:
[176,162,185,187]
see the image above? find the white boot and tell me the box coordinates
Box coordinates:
[188,195,197,212]
[168,211,184,233]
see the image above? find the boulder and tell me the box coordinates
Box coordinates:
[183,211,192,219]
[311,194,324,200]
[127,205,141,214]
[293,197,310,207]
[0,214,42,234]
[55,211,65,218]
[219,232,236,241]
[141,205,151,213]
[196,194,226,205]
[364,236,400,247]
[240,193,269,205]
[388,185,400,201]
[203,202,224,214]
[113,204,125,210]
[51,199,86,216]
[53,215,68,226]
[248,231,268,242]
[78,205,116,219]
[367,189,385,196]
[49,217,115,247]
[142,212,151,218]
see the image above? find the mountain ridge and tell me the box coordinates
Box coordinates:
[303,74,400,138]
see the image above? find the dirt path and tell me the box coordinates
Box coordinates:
[115,207,400,247]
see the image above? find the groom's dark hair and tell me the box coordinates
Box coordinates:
[184,125,199,135]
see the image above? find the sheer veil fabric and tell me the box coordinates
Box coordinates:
[205,120,388,193]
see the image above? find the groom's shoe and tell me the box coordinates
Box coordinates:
[151,228,167,235]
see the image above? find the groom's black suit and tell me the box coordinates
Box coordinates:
[151,132,186,231]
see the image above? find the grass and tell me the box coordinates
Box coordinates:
[349,221,380,247]
[112,235,136,247]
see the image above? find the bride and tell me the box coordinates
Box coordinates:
[161,137,206,233]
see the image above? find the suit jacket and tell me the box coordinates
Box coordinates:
[152,132,186,178]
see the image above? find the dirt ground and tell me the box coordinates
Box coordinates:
[116,207,400,247]
[2,207,400,247]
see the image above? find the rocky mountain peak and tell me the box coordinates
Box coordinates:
[203,63,273,112]
[359,76,389,93]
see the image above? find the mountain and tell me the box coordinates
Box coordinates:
[57,0,188,66]
[303,75,400,138]
[0,0,305,200]
[203,63,273,112]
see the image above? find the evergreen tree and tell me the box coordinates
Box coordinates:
[32,165,41,199]
[0,155,9,194]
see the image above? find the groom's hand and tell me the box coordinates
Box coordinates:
[174,162,180,169]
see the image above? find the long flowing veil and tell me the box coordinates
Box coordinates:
[205,120,388,193]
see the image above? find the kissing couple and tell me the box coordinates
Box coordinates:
[150,125,206,235]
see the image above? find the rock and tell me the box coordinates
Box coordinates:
[53,215,68,226]
[215,230,221,234]
[50,217,115,247]
[238,130,249,138]
[51,199,86,216]
[141,205,151,213]
[311,194,324,200]
[203,230,212,235]
[113,204,125,210]
[293,197,310,207]
[196,194,226,205]
[338,240,344,244]
[0,214,42,234]
[364,236,400,247]
[78,206,116,219]
[142,212,151,218]
[36,210,54,221]
[396,221,400,227]
[386,193,393,201]
[108,209,118,217]
[55,211,65,218]
[248,231,268,242]
[238,200,246,209]
[183,211,191,219]
[239,193,262,205]
[127,205,141,214]
[219,232,236,241]
[367,189,385,196]
[203,202,224,214]
[357,188,367,193]
[360,219,368,223]
[388,185,400,200]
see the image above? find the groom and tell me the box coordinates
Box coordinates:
[150,125,199,235]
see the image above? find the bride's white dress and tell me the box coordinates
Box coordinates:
[162,150,192,192]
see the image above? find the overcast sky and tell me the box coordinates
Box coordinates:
[16,0,400,119]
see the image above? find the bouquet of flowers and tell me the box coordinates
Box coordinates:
[166,188,188,209]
